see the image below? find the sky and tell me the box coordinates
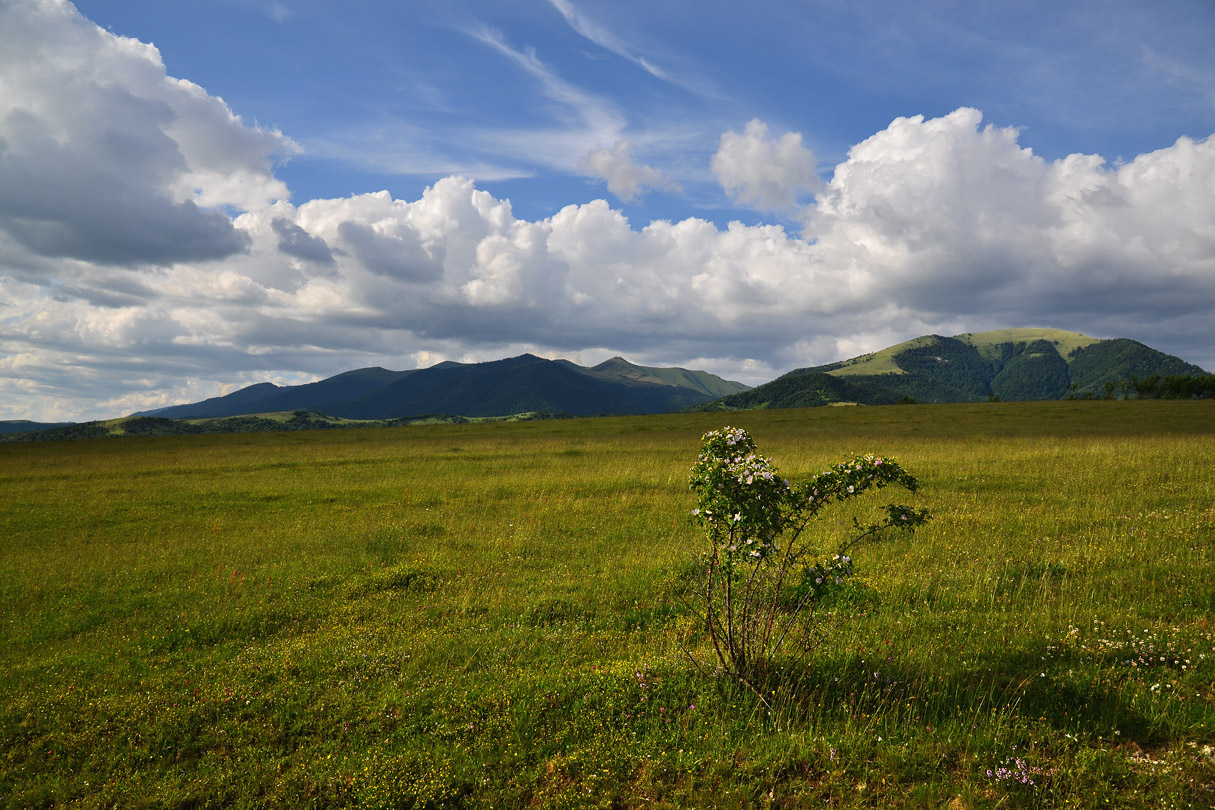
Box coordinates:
[2,0,1214,422]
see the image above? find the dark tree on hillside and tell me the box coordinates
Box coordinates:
[1130,374,1215,399]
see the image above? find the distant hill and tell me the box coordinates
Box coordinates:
[0,420,75,435]
[694,329,1211,411]
[0,411,542,444]
[135,354,751,421]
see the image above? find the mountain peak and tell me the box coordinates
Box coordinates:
[591,356,637,371]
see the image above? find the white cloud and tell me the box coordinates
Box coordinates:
[809,108,1215,322]
[580,140,679,201]
[712,119,821,211]
[0,0,297,268]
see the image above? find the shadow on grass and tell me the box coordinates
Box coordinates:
[748,642,1171,747]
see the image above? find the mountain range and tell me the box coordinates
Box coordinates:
[4,328,1211,441]
[692,328,1210,411]
[137,354,750,421]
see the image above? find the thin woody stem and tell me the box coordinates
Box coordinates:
[704,543,729,673]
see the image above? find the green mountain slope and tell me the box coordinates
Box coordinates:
[580,357,748,399]
[141,368,415,419]
[989,339,1072,400]
[134,354,750,422]
[688,372,902,411]
[695,329,1210,411]
[1068,339,1208,395]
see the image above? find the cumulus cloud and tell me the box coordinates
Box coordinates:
[712,119,822,210]
[808,108,1215,322]
[0,0,296,268]
[580,140,679,201]
[2,4,1213,422]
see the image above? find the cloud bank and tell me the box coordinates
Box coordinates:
[1,2,1213,421]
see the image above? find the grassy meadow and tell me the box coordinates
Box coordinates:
[2,401,1213,808]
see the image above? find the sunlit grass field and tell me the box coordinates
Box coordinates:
[2,401,1213,808]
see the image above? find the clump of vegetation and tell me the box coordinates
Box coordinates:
[687,426,929,694]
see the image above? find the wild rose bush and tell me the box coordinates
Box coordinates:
[688,426,929,689]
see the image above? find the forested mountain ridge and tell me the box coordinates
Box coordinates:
[133,354,751,421]
[693,329,1211,411]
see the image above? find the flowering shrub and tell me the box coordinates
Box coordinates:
[688,426,929,689]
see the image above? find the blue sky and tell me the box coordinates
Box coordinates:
[2,0,1214,420]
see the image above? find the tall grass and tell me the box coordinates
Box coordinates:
[1,401,1212,808]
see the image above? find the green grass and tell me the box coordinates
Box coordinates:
[955,328,1100,362]
[2,401,1213,808]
